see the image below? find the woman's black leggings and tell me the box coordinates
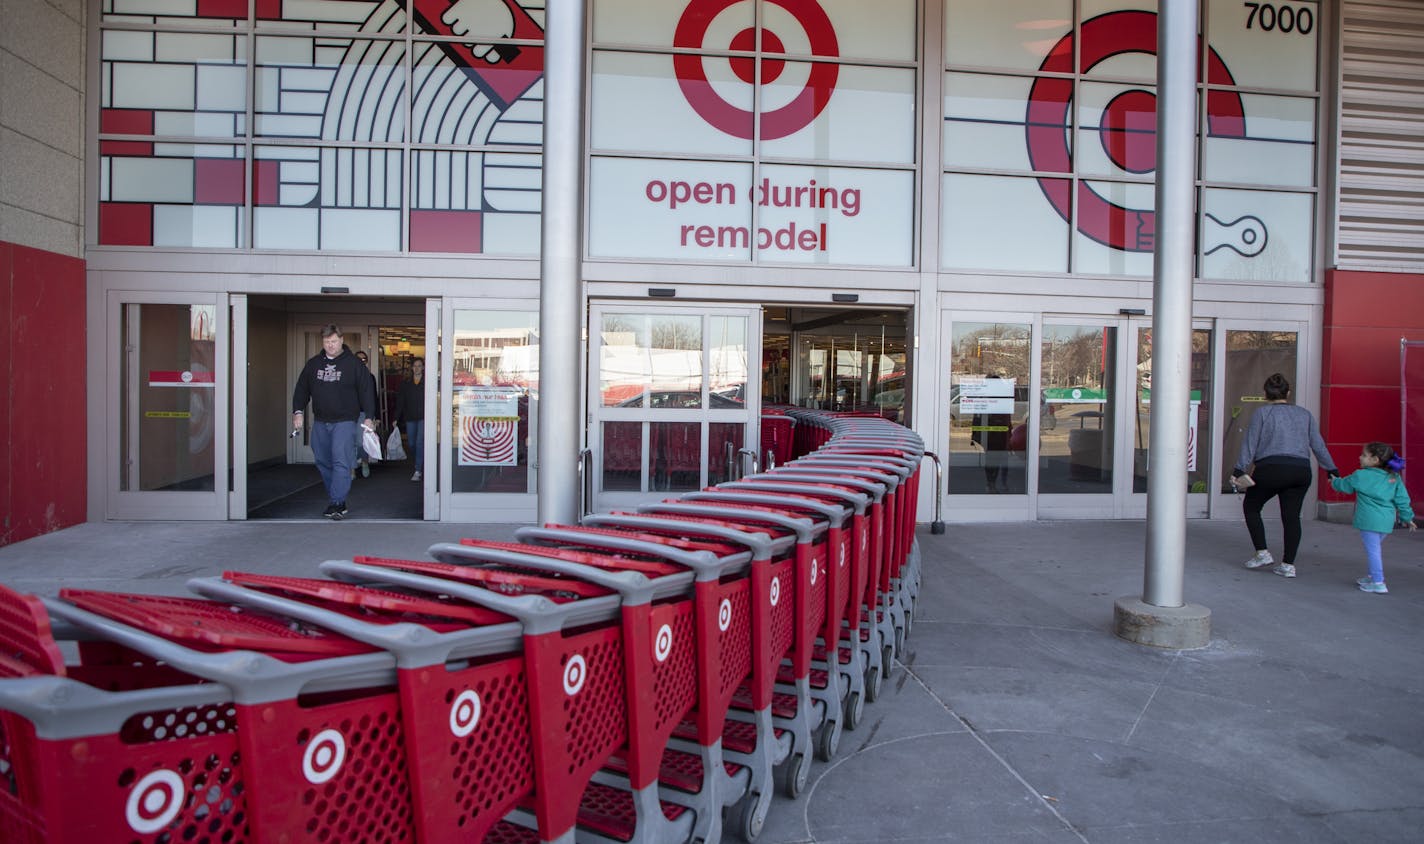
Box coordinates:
[1242,462,1314,563]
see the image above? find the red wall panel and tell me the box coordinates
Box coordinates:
[1321,270,1424,504]
[1,241,87,546]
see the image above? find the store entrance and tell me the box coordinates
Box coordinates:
[240,296,429,520]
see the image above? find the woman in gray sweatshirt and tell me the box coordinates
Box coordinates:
[1232,372,1338,578]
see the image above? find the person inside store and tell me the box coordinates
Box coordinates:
[395,357,426,482]
[352,350,379,480]
[1232,372,1339,578]
[292,325,376,520]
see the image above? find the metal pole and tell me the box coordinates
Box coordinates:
[1143,0,1198,608]
[537,0,586,525]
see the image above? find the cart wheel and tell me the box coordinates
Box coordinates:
[817,719,841,760]
[844,688,864,730]
[883,644,896,678]
[775,751,809,799]
[729,791,766,843]
[865,663,882,702]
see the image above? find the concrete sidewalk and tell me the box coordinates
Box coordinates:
[2,517,1421,843]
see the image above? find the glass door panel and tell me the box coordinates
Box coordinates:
[1126,323,1213,518]
[1039,323,1118,496]
[1220,330,1299,493]
[443,305,539,521]
[948,321,1031,495]
[111,293,228,520]
[591,306,757,509]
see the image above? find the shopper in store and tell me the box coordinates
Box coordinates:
[352,350,379,479]
[1231,372,1339,577]
[1329,442,1416,594]
[395,357,426,482]
[292,325,376,519]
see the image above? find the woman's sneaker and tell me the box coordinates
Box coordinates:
[1357,578,1388,594]
[1244,550,1274,569]
[1271,563,1296,578]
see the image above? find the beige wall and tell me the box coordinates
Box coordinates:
[0,0,85,258]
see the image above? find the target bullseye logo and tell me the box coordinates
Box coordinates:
[838,545,847,568]
[1026,10,1247,252]
[450,689,482,738]
[302,729,347,784]
[769,575,782,607]
[563,653,588,695]
[718,598,733,631]
[654,624,674,663]
[810,560,818,586]
[674,0,839,140]
[126,769,184,834]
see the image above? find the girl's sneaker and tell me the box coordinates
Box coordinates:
[1244,550,1274,569]
[1357,578,1388,594]
[1271,563,1296,578]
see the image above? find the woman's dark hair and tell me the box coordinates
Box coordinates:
[1263,372,1291,401]
[1364,441,1405,473]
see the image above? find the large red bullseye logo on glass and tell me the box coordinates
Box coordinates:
[674,0,839,140]
[1026,11,1248,252]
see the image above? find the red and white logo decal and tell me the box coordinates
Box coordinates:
[126,769,185,834]
[769,575,782,607]
[450,689,483,738]
[563,653,588,695]
[654,624,674,663]
[718,598,733,631]
[674,0,839,140]
[302,729,347,784]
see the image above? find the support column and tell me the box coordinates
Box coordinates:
[1115,0,1211,649]
[536,0,587,526]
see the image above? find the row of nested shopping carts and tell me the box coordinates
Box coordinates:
[0,409,926,844]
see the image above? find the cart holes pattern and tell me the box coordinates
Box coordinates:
[652,609,698,728]
[120,703,237,743]
[299,713,413,843]
[561,641,628,772]
[445,670,535,831]
[720,587,754,699]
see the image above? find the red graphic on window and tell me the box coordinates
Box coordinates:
[407,0,545,111]
[462,417,517,466]
[1025,10,1248,252]
[673,0,839,140]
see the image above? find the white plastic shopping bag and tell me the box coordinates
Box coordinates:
[385,426,407,461]
[362,426,383,463]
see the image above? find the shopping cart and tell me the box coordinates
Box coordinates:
[37,588,413,843]
[184,571,539,844]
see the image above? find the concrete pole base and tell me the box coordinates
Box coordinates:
[1113,597,1211,649]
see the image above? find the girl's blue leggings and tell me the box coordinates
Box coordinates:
[1360,530,1386,583]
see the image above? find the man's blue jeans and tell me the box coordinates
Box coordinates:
[406,420,425,474]
[312,419,355,504]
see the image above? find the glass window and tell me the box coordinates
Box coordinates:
[757,164,913,267]
[588,157,755,262]
[948,322,1032,495]
[592,51,753,157]
[945,0,1073,73]
[943,72,1042,171]
[99,143,246,248]
[1206,0,1320,93]
[1203,94,1315,188]
[1040,324,1118,494]
[941,174,1070,273]
[759,64,916,165]
[1200,188,1313,282]
[600,313,704,408]
[451,310,538,495]
[251,145,403,251]
[1220,330,1297,492]
[254,36,406,142]
[121,303,217,492]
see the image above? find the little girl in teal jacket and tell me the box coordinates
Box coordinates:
[1329,442,1417,593]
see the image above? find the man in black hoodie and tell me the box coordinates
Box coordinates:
[292,324,376,519]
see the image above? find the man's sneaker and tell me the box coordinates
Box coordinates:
[360,461,370,478]
[323,504,338,519]
[1244,550,1274,569]
[411,470,422,481]
[1271,563,1296,578]
[1357,579,1388,594]
[334,502,348,520]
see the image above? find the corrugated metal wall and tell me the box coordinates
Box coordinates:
[1335,0,1424,271]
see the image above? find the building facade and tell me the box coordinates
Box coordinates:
[2,0,1421,542]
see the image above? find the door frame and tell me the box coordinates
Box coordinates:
[587,301,763,513]
[106,290,230,520]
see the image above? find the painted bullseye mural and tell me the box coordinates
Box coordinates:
[1025,10,1249,253]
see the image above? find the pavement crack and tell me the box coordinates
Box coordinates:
[1123,650,1180,744]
